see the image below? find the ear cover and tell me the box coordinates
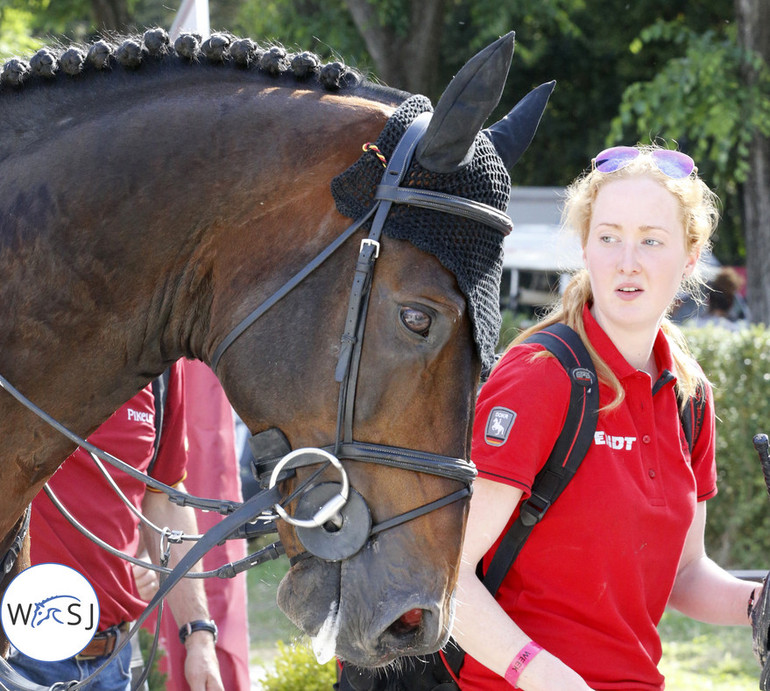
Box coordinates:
[415,32,515,173]
[483,80,556,171]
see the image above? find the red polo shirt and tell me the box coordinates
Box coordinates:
[28,361,188,631]
[460,306,716,690]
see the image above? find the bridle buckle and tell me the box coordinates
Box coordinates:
[360,238,380,258]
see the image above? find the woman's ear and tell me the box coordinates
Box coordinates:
[683,248,701,278]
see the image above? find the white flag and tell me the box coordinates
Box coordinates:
[170,0,210,41]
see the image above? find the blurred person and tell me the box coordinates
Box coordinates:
[137,359,250,691]
[690,266,747,331]
[9,361,223,691]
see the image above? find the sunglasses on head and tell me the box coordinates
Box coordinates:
[592,146,696,179]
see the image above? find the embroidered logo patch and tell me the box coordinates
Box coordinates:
[484,407,516,446]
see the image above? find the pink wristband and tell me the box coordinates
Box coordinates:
[504,641,543,688]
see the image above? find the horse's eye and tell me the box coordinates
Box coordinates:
[400,307,431,337]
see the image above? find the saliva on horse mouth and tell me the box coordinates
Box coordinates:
[312,600,342,664]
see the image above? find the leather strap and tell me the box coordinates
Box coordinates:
[253,440,476,488]
[0,486,282,691]
[178,619,217,645]
[74,624,127,660]
[374,185,512,235]
[0,507,30,576]
[210,205,376,372]
[482,323,598,596]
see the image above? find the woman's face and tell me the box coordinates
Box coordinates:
[582,175,698,338]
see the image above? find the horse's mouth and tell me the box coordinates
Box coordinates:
[277,555,451,667]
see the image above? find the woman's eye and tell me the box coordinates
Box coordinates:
[400,307,432,337]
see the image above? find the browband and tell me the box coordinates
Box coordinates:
[374,185,512,235]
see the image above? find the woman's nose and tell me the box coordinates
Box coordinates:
[617,243,641,274]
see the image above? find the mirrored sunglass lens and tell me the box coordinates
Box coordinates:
[652,150,694,179]
[594,147,638,173]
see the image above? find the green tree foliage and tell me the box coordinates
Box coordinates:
[684,325,770,569]
[0,7,43,57]
[0,0,240,48]
[462,0,735,188]
[0,0,173,46]
[610,19,770,264]
[0,0,743,198]
[230,0,367,68]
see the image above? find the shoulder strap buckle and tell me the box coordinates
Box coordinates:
[518,492,551,527]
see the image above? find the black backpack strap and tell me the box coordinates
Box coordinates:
[148,368,171,475]
[482,323,599,596]
[679,379,707,455]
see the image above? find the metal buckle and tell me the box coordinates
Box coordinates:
[360,238,380,258]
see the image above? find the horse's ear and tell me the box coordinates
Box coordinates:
[483,80,556,171]
[415,32,515,174]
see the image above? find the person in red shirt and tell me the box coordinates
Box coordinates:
[455,146,762,690]
[9,361,224,691]
[152,359,251,691]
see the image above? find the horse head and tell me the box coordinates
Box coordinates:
[0,29,551,668]
[214,33,553,666]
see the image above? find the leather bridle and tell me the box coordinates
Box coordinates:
[210,111,512,562]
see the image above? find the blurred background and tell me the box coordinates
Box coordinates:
[0,3,768,688]
[0,0,767,325]
[0,1,767,311]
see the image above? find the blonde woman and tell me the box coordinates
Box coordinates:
[454,146,762,690]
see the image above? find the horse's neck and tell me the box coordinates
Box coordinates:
[0,72,394,521]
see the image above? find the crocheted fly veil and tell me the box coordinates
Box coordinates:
[331,95,511,375]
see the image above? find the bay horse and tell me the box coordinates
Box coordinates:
[0,29,552,669]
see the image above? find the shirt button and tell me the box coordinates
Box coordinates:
[648,469,656,478]
[642,435,651,444]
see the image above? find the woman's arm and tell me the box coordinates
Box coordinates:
[668,501,759,626]
[453,477,593,690]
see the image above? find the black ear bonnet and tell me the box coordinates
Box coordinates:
[332,95,511,375]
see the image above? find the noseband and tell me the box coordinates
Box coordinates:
[211,112,512,562]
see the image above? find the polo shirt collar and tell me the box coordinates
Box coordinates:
[580,304,676,385]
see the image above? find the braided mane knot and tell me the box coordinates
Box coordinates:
[30,49,57,78]
[0,28,361,92]
[60,48,86,75]
[1,59,29,87]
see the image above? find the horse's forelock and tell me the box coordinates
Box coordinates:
[0,28,365,93]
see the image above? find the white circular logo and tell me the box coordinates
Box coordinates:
[1,563,99,661]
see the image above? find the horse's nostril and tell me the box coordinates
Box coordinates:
[389,608,424,636]
[400,608,423,627]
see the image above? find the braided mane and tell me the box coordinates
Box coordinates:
[0,27,365,92]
